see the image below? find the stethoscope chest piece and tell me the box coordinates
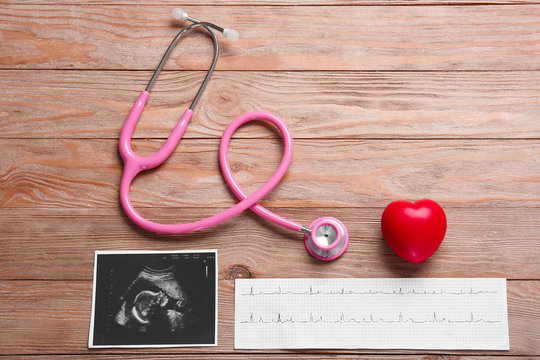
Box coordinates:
[304,217,349,261]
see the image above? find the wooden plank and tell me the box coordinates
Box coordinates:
[0,280,537,355]
[0,207,539,280]
[4,0,540,5]
[0,139,538,208]
[1,70,539,139]
[1,6,539,71]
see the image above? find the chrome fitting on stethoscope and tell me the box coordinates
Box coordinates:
[300,227,311,234]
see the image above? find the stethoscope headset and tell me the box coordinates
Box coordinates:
[119,9,349,260]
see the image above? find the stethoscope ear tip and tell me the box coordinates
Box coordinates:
[305,217,349,261]
[172,8,189,21]
[223,28,240,41]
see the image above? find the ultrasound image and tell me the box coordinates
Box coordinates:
[115,265,192,333]
[90,251,216,347]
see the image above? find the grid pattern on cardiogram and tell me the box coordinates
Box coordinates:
[234,278,509,350]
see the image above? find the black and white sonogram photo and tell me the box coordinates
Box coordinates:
[89,250,217,348]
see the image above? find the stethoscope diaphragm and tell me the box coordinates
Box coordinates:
[304,217,349,261]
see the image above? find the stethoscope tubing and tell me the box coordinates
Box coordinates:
[219,111,304,232]
[119,95,304,234]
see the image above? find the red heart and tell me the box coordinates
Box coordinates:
[381,199,447,263]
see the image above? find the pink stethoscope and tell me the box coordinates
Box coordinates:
[119,9,349,260]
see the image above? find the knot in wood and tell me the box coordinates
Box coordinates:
[208,87,240,116]
[228,265,251,279]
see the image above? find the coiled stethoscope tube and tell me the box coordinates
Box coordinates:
[119,9,349,260]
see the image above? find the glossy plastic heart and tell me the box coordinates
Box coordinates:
[381,199,447,263]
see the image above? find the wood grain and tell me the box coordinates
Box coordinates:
[0,357,536,360]
[1,0,538,356]
[1,6,539,71]
[0,207,539,280]
[1,139,538,208]
[1,70,539,139]
[4,0,540,5]
[0,280,537,355]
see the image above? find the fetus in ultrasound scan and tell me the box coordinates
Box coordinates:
[114,266,192,333]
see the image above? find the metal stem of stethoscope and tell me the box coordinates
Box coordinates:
[146,22,219,110]
[146,9,239,108]
[119,9,349,261]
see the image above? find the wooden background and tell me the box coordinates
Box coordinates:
[0,0,539,358]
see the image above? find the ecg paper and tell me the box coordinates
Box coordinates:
[234,278,509,350]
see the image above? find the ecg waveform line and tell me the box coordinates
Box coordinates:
[241,285,498,297]
[241,312,501,325]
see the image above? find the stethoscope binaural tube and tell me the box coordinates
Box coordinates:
[118,9,349,260]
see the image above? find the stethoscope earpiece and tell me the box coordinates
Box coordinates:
[172,8,239,41]
[304,217,349,261]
